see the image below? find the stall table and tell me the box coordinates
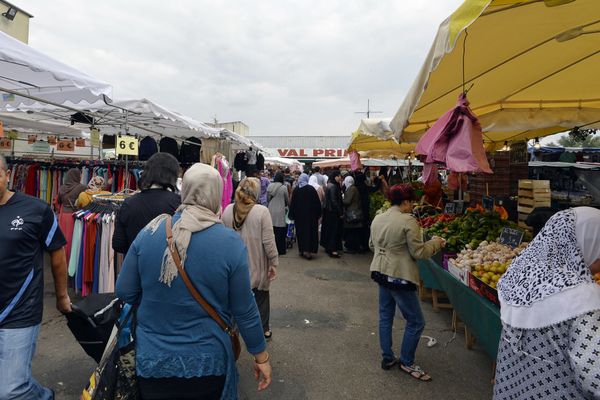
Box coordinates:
[418,258,502,360]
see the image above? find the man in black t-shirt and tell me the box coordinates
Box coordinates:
[0,154,71,399]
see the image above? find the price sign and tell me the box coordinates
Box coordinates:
[57,139,75,152]
[7,130,18,140]
[499,227,524,249]
[0,120,3,138]
[0,137,11,150]
[482,195,494,212]
[444,202,456,214]
[32,141,50,153]
[47,135,57,145]
[27,134,37,144]
[75,138,86,147]
[455,201,464,214]
[90,128,100,147]
[116,135,139,156]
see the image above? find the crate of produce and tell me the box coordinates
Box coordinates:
[447,259,469,285]
[468,272,500,306]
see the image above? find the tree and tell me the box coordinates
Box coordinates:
[546,131,600,147]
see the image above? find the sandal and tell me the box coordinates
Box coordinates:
[329,252,341,258]
[400,364,432,382]
[264,330,272,340]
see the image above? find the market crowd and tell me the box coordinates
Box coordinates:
[2,151,600,399]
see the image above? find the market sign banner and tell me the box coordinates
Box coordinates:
[269,148,348,159]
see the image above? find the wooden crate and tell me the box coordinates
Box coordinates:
[517,180,551,228]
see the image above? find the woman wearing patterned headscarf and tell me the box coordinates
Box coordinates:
[75,175,111,209]
[117,163,272,399]
[494,207,600,399]
[223,177,279,340]
[289,173,322,260]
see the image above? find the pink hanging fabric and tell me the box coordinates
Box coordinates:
[416,93,492,185]
[217,156,233,212]
[349,151,362,171]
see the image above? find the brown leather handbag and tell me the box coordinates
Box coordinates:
[165,216,242,361]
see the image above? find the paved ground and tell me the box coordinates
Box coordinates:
[34,251,495,399]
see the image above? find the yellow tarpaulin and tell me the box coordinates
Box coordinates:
[347,118,416,158]
[391,0,600,145]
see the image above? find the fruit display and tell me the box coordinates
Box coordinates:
[413,204,442,219]
[454,241,529,288]
[369,191,388,220]
[418,213,456,229]
[425,209,532,253]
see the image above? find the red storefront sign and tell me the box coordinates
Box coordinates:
[274,148,348,158]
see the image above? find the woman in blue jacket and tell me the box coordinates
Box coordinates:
[116,163,272,400]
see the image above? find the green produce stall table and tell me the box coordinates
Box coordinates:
[417,258,502,360]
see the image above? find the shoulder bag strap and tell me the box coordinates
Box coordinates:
[164,216,235,336]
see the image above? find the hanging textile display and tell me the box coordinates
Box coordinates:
[212,153,233,212]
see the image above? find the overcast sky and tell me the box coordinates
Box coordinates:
[17,0,470,137]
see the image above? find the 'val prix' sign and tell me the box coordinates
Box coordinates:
[272,148,348,158]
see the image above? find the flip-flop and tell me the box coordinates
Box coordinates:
[264,331,272,340]
[400,364,432,382]
[329,252,341,258]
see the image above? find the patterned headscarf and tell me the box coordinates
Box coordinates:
[87,176,105,191]
[498,208,600,329]
[233,177,260,230]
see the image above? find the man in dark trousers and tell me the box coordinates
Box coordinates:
[0,154,71,399]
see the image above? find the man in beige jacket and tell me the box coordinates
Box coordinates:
[370,184,444,382]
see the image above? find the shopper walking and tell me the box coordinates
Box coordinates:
[112,153,181,255]
[342,175,363,254]
[259,171,270,206]
[494,207,600,399]
[223,177,279,340]
[289,173,322,260]
[116,163,272,400]
[267,172,289,255]
[370,184,444,381]
[308,175,325,206]
[320,169,344,258]
[0,154,71,400]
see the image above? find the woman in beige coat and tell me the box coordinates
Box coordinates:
[223,177,279,339]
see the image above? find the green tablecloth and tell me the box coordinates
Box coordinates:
[418,258,502,360]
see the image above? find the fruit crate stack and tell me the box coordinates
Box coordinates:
[517,180,551,228]
[468,152,529,200]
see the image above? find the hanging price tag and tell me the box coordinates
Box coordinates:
[27,134,37,144]
[7,130,18,140]
[47,135,57,145]
[75,138,86,147]
[116,135,139,156]
[90,128,100,147]
[0,120,4,138]
[57,139,75,152]
[0,137,11,150]
[32,141,50,153]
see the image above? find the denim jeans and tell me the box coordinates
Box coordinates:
[378,285,425,366]
[0,324,53,400]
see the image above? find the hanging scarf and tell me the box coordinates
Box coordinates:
[87,175,105,191]
[498,208,600,329]
[232,177,260,231]
[147,163,223,286]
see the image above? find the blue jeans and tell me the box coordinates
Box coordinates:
[0,324,53,400]
[378,285,425,366]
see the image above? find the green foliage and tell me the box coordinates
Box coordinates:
[547,132,600,148]
[369,191,387,221]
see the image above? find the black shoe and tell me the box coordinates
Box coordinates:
[381,358,398,370]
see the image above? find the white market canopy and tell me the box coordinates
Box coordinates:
[391,0,600,146]
[264,156,303,168]
[221,130,266,151]
[0,98,222,139]
[313,157,423,169]
[0,30,112,108]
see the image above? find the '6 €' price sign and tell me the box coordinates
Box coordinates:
[116,135,139,156]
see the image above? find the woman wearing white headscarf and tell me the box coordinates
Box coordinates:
[309,174,325,206]
[342,175,363,254]
[116,164,272,400]
[289,173,322,259]
[494,207,600,399]
[223,178,279,339]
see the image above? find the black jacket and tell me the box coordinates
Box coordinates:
[112,189,181,254]
[324,182,343,216]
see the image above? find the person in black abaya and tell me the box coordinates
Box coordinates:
[289,173,322,260]
[320,169,344,258]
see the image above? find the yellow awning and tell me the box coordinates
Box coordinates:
[347,118,416,158]
[391,0,600,144]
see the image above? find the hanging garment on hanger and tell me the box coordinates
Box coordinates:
[139,136,158,161]
[159,137,179,158]
[178,137,202,163]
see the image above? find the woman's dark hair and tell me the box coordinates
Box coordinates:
[313,166,321,173]
[388,184,416,206]
[274,172,284,183]
[328,169,341,180]
[139,152,180,191]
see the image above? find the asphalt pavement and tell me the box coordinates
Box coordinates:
[34,250,494,399]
